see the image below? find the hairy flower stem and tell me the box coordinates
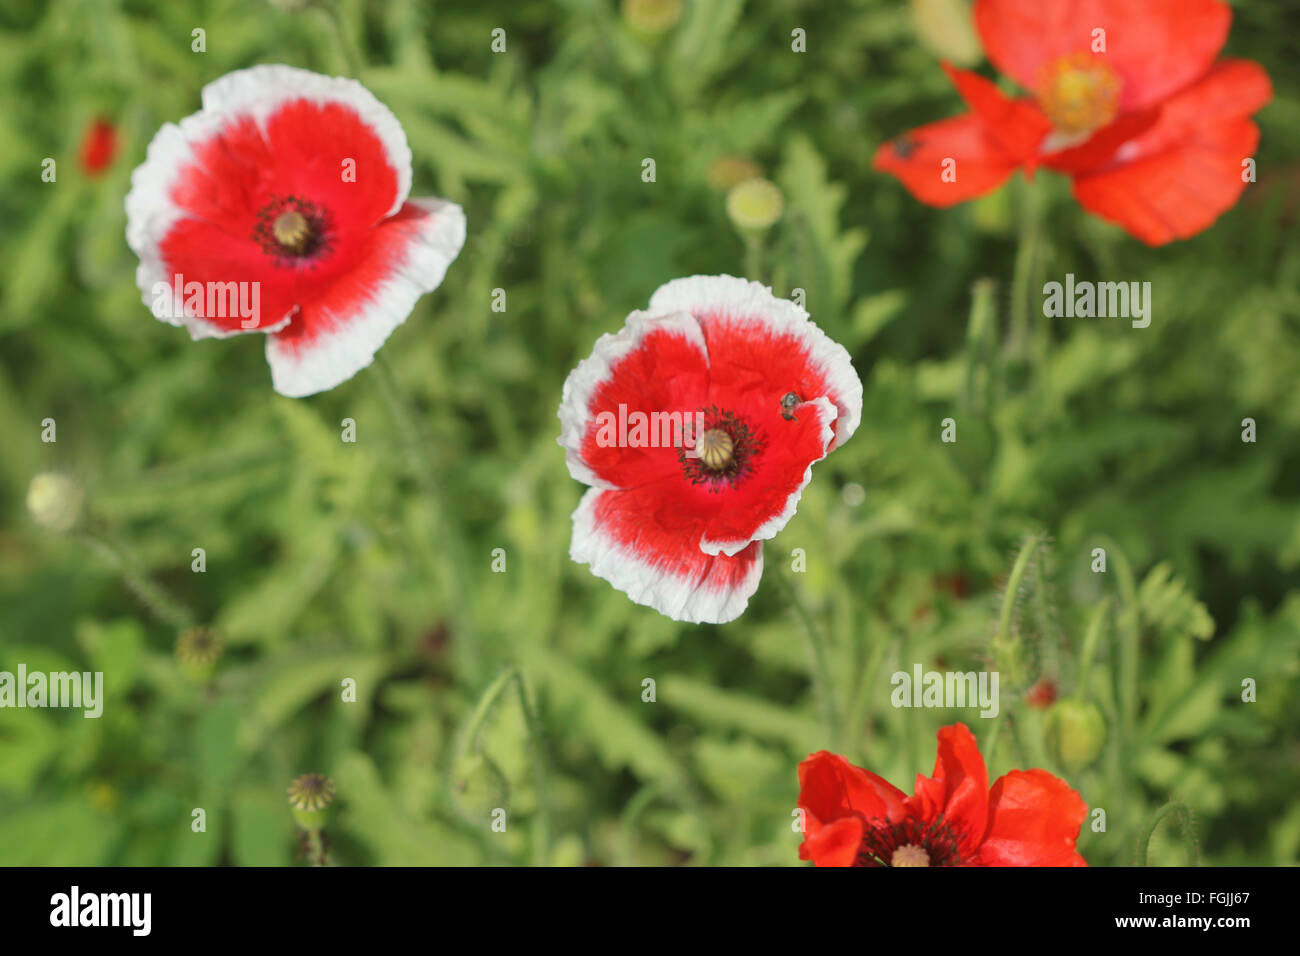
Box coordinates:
[81,531,195,631]
[1137,801,1200,866]
[986,531,1047,763]
[778,564,842,752]
[1008,179,1048,365]
[454,667,552,866]
[1074,597,1111,699]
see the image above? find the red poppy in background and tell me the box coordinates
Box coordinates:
[798,723,1087,866]
[79,117,118,177]
[874,0,1272,245]
[126,65,465,397]
[558,276,862,624]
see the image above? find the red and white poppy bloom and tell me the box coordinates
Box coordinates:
[558,276,862,624]
[125,65,466,397]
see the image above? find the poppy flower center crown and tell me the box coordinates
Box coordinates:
[253,195,331,261]
[677,405,766,490]
[1035,52,1121,136]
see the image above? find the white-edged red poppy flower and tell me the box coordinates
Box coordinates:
[125,65,466,397]
[558,276,862,624]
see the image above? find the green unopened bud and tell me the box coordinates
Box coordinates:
[726,178,784,233]
[622,0,684,36]
[288,773,335,830]
[27,472,84,533]
[176,627,223,682]
[1044,699,1106,772]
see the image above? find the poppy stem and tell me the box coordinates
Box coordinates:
[312,1,365,76]
[1136,801,1199,866]
[80,531,196,632]
[1074,597,1111,699]
[1008,179,1047,362]
[778,563,841,751]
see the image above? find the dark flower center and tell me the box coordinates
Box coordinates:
[254,195,330,261]
[678,406,764,490]
[856,816,965,867]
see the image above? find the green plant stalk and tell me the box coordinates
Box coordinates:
[1137,801,1199,866]
[986,532,1046,763]
[1008,179,1046,362]
[1074,597,1111,699]
[452,667,553,866]
[777,561,842,752]
[81,532,195,631]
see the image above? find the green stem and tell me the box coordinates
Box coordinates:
[1074,597,1111,700]
[986,532,1045,764]
[778,562,841,752]
[81,532,195,631]
[1008,179,1046,362]
[1137,801,1199,866]
[743,231,765,284]
[454,667,552,866]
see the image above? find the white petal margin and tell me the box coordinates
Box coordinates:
[200,65,413,218]
[699,396,838,557]
[265,197,466,398]
[556,310,708,490]
[125,65,415,342]
[125,112,275,341]
[570,488,764,624]
[648,275,863,448]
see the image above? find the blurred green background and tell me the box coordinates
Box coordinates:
[1,0,1299,866]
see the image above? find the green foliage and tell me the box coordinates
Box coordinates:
[1,0,1298,867]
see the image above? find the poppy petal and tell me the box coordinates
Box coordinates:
[1071,115,1259,245]
[979,768,1088,866]
[647,275,862,448]
[940,63,1051,166]
[264,197,466,397]
[874,113,1023,208]
[907,723,990,855]
[569,486,764,624]
[974,0,1231,112]
[798,815,864,868]
[798,751,910,829]
[557,310,711,491]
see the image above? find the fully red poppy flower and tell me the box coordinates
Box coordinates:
[874,0,1272,245]
[798,723,1088,866]
[125,65,466,397]
[558,276,862,624]
[79,117,118,177]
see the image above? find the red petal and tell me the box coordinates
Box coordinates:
[563,312,711,491]
[265,197,465,397]
[974,0,1231,111]
[798,751,909,831]
[906,723,989,856]
[940,63,1051,167]
[799,816,864,868]
[874,113,1022,207]
[569,485,764,624]
[1071,114,1259,245]
[979,769,1088,866]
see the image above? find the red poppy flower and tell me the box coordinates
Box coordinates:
[874,0,1272,245]
[79,117,118,177]
[557,276,862,624]
[798,723,1088,866]
[125,65,466,397]
[1026,677,1059,709]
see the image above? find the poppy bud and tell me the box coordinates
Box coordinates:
[78,117,118,177]
[287,773,335,831]
[175,627,223,682]
[1044,699,1106,772]
[726,178,785,233]
[26,473,84,533]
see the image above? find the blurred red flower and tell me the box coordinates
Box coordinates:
[874,0,1272,245]
[79,117,118,176]
[798,723,1087,866]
